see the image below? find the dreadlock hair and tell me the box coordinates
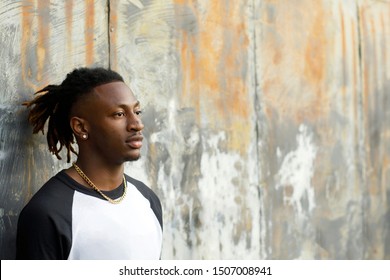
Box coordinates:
[23,67,124,163]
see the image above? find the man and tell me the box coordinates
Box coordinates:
[16,67,163,260]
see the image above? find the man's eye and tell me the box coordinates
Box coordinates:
[135,110,143,116]
[115,112,125,117]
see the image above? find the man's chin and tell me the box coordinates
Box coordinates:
[125,154,141,162]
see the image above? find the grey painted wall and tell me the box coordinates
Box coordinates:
[0,0,389,259]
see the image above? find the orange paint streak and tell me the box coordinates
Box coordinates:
[302,8,331,122]
[85,0,95,65]
[360,7,369,114]
[303,10,326,89]
[37,0,50,83]
[109,0,119,69]
[21,0,35,88]
[380,14,387,83]
[339,2,346,86]
[179,29,200,118]
[197,1,222,95]
[65,0,73,58]
[261,2,332,124]
[370,17,377,99]
[351,20,358,134]
[176,0,201,122]
[177,0,251,154]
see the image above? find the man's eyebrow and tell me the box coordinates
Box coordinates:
[117,100,140,108]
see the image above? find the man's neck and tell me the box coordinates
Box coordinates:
[67,156,125,191]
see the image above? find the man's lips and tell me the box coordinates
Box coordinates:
[126,135,143,149]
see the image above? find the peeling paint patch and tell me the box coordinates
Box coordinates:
[195,132,260,259]
[276,124,318,220]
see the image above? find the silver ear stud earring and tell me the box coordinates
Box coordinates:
[82,134,87,139]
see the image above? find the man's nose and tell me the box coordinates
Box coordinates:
[127,115,144,131]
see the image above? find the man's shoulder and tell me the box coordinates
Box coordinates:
[17,171,74,260]
[20,171,74,217]
[125,175,163,228]
[125,175,158,199]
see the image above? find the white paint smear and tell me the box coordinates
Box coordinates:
[276,124,318,220]
[195,132,261,259]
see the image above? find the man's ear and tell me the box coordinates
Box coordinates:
[70,116,89,140]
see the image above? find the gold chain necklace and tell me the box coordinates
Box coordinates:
[72,163,127,204]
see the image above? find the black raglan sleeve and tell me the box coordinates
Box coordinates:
[16,177,73,260]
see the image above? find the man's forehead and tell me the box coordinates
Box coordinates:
[90,81,138,104]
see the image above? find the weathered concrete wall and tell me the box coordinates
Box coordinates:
[0,0,389,259]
